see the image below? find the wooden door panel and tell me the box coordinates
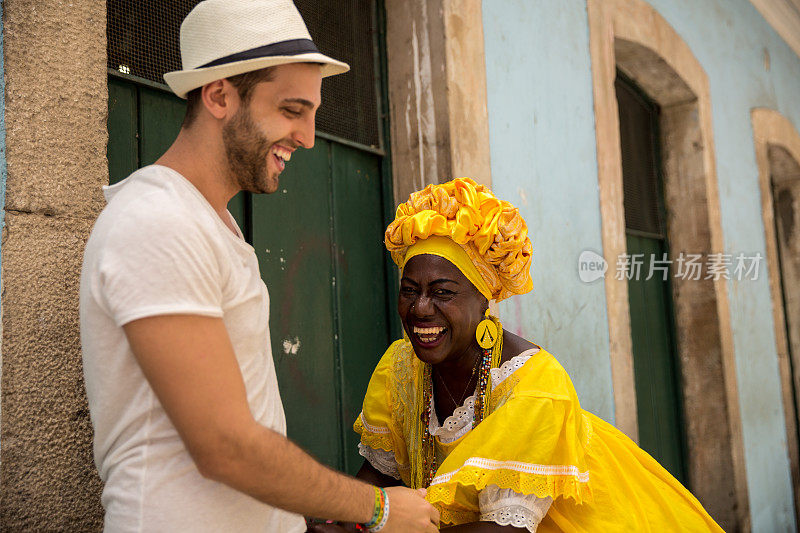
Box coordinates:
[330,143,391,472]
[108,78,138,184]
[138,87,186,167]
[251,142,342,467]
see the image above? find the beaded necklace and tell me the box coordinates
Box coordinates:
[418,318,503,488]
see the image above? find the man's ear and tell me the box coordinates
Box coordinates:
[200,79,238,120]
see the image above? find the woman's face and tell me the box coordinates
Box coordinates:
[398,254,488,366]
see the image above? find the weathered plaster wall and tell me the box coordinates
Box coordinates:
[0,0,106,529]
[441,0,491,183]
[385,0,492,206]
[482,0,800,530]
[481,0,615,421]
[751,108,800,521]
[643,1,800,530]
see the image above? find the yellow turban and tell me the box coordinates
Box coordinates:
[385,178,533,302]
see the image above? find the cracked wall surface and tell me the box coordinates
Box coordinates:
[0,0,106,529]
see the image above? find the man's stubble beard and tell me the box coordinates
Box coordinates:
[222,104,276,194]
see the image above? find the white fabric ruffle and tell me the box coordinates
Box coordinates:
[357,443,401,480]
[479,484,553,532]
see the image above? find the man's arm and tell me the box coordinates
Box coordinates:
[123,314,438,530]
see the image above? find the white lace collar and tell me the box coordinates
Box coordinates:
[429,347,540,444]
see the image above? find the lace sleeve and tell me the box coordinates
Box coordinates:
[358,443,401,480]
[478,484,552,532]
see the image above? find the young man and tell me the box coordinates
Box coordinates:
[80,1,438,531]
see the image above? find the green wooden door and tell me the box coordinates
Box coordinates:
[107,76,393,473]
[625,234,686,482]
[616,73,687,484]
[251,141,391,471]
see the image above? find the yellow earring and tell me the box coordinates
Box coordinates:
[475,309,498,349]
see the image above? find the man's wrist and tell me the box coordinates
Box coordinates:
[364,487,389,531]
[364,486,387,529]
[355,481,378,524]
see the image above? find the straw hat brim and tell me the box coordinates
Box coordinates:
[164,53,350,99]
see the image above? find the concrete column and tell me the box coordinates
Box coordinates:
[385,0,492,205]
[0,0,107,529]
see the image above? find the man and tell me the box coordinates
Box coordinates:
[79,0,438,531]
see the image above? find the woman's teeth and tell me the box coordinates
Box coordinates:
[414,326,446,343]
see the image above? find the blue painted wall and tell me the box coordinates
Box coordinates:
[482,0,799,530]
[482,0,614,422]
[644,2,798,530]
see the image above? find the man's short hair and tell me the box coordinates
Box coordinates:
[181,66,277,129]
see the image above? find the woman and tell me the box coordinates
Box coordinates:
[325,178,722,532]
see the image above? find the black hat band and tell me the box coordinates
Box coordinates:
[198,38,320,69]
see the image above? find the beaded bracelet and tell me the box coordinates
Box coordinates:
[367,489,389,532]
[364,486,386,529]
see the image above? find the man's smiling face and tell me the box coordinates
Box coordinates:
[223,62,322,194]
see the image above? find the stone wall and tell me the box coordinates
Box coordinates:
[0,0,107,529]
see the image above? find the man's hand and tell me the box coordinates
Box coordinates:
[353,458,438,531]
[383,487,439,532]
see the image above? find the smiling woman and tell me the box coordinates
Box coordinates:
[344,178,725,532]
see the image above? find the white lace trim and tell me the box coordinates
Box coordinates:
[479,485,552,532]
[358,411,391,434]
[430,457,590,486]
[427,350,539,444]
[489,347,539,389]
[358,443,401,480]
[429,394,476,444]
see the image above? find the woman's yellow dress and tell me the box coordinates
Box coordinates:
[354,339,724,532]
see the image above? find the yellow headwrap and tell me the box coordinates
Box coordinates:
[385,178,533,302]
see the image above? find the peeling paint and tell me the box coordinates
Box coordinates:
[282,337,301,356]
[517,187,528,206]
[410,16,437,192]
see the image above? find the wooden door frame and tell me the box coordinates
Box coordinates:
[587,0,748,528]
[751,107,800,524]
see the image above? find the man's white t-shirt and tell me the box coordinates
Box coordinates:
[80,165,305,532]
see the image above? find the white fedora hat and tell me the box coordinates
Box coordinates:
[164,0,350,98]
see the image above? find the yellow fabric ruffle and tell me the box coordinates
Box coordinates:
[385,178,533,302]
[538,412,724,532]
[353,340,412,479]
[425,349,593,512]
[354,340,592,510]
[354,339,724,531]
